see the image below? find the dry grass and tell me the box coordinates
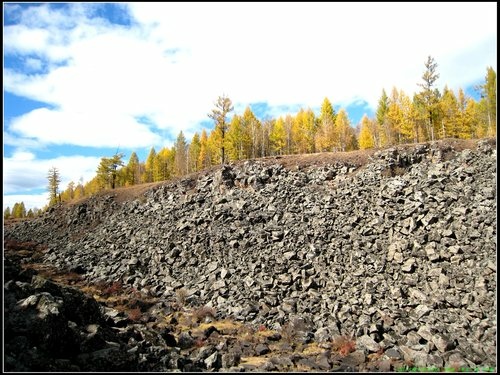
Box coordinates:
[240,356,270,366]
[194,319,241,336]
[302,342,327,356]
[192,305,216,323]
[255,328,279,338]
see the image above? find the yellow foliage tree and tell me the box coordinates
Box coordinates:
[316,98,337,152]
[188,132,201,172]
[440,86,459,138]
[399,90,417,143]
[335,109,355,151]
[226,115,248,161]
[269,117,286,155]
[359,115,374,149]
[198,129,211,169]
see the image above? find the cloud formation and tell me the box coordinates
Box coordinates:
[4,152,101,206]
[4,3,496,148]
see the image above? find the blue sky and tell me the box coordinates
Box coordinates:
[3,2,497,211]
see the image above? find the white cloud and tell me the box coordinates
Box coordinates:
[2,2,497,207]
[3,193,50,212]
[8,107,162,148]
[9,150,36,161]
[4,3,496,149]
[24,57,43,71]
[3,153,102,195]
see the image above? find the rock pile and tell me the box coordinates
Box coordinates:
[5,138,497,371]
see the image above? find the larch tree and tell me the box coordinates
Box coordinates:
[188,132,201,172]
[208,95,234,164]
[376,89,390,146]
[466,98,482,138]
[399,90,417,143]
[358,114,375,149]
[12,202,26,218]
[316,98,337,152]
[143,147,157,183]
[417,55,440,141]
[440,86,459,138]
[226,115,245,161]
[153,149,168,182]
[478,66,496,136]
[198,129,211,169]
[291,108,317,154]
[456,88,472,139]
[125,152,141,186]
[292,109,307,154]
[261,118,274,157]
[47,166,61,206]
[83,176,100,196]
[283,115,294,155]
[303,108,317,153]
[96,153,125,189]
[386,87,402,144]
[4,206,11,219]
[73,181,85,200]
[335,109,352,152]
[60,181,75,202]
[269,117,287,155]
[241,106,260,159]
[174,131,188,176]
[208,125,222,164]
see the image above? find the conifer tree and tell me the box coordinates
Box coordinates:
[241,106,260,159]
[269,117,286,155]
[125,152,141,186]
[208,95,234,164]
[417,55,440,141]
[12,202,26,218]
[188,132,201,172]
[377,89,390,146]
[226,115,245,161]
[198,129,211,169]
[399,90,417,143]
[143,147,157,183]
[316,98,337,152]
[96,153,124,189]
[335,109,352,152]
[359,115,375,149]
[47,166,61,206]
[440,86,459,138]
[174,131,188,176]
[387,87,402,144]
[478,67,496,136]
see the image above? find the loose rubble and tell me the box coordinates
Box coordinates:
[4,138,496,371]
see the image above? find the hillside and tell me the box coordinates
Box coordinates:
[4,138,497,372]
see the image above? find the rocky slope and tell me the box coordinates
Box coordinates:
[4,138,497,371]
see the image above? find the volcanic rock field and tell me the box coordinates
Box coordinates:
[4,138,497,372]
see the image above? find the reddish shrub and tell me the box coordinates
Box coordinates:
[128,307,142,322]
[332,335,356,356]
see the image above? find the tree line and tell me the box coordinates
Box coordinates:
[4,202,43,219]
[4,57,496,215]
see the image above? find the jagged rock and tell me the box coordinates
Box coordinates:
[357,334,381,352]
[4,139,497,371]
